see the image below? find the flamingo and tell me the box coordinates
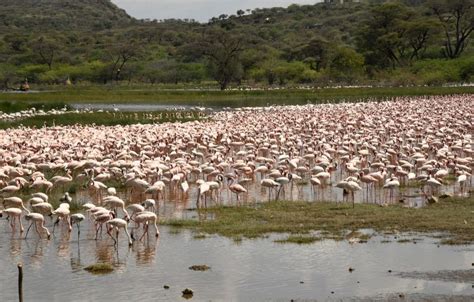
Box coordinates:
[0,179,22,194]
[133,211,160,241]
[456,171,468,195]
[310,176,321,198]
[0,208,24,233]
[31,192,49,202]
[106,218,133,246]
[260,178,280,201]
[52,203,72,233]
[32,202,54,220]
[70,213,85,237]
[359,172,378,203]
[346,180,362,208]
[196,181,210,208]
[228,177,248,203]
[2,196,30,213]
[24,213,51,239]
[142,199,157,213]
[275,173,291,200]
[103,196,130,219]
[383,177,400,204]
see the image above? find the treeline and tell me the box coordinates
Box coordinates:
[0,0,473,90]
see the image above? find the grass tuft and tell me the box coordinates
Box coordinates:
[160,196,474,245]
[274,235,322,244]
[84,263,114,274]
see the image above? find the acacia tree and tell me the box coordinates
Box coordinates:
[427,0,474,58]
[199,29,245,90]
[31,37,60,70]
[403,18,440,60]
[289,37,331,71]
[357,3,438,68]
[107,41,142,82]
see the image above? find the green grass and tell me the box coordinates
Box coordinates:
[1,85,472,107]
[397,238,412,243]
[189,265,211,271]
[274,235,322,244]
[161,196,474,244]
[0,111,205,129]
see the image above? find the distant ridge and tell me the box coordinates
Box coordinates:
[0,0,134,32]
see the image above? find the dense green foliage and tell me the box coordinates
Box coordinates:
[0,0,473,89]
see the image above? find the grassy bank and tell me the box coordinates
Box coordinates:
[0,111,205,129]
[162,196,474,245]
[1,86,473,107]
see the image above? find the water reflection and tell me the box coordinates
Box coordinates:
[57,235,70,260]
[8,238,22,266]
[70,241,82,272]
[134,240,159,266]
[27,239,48,268]
[0,218,473,301]
[73,174,464,223]
[95,240,116,263]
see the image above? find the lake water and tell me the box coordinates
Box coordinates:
[0,220,472,301]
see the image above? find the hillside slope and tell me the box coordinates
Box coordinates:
[0,0,133,32]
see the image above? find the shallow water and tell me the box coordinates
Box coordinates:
[0,220,472,301]
[72,175,465,221]
[71,103,214,112]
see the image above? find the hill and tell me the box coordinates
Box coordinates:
[0,0,134,32]
[0,0,472,89]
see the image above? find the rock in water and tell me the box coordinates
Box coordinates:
[182,288,194,299]
[189,265,210,271]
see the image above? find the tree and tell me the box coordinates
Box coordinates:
[199,29,245,90]
[427,0,474,58]
[288,37,331,71]
[328,47,365,83]
[0,64,19,89]
[237,9,245,17]
[106,42,143,82]
[403,18,441,60]
[31,37,60,70]
[3,34,28,52]
[356,3,437,68]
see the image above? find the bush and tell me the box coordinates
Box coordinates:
[460,61,474,82]
[328,47,365,84]
[373,69,421,87]
[411,57,474,85]
[16,64,49,83]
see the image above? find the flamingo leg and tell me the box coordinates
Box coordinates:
[95,223,100,240]
[35,222,41,237]
[107,227,117,245]
[139,223,149,241]
[9,217,14,231]
[25,222,34,239]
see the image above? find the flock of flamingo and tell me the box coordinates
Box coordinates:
[0,107,71,122]
[0,95,472,246]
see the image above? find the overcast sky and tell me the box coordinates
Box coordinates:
[112,0,318,22]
